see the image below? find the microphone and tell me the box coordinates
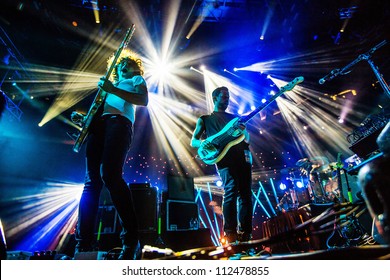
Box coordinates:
[319,69,340,84]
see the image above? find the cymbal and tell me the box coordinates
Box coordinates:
[295,158,310,167]
[296,156,330,171]
[280,167,298,174]
[311,156,330,172]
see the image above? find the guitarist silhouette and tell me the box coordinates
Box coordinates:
[191,86,253,243]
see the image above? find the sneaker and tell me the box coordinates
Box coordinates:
[237,232,252,242]
[118,241,141,260]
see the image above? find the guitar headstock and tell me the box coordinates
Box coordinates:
[280,76,304,92]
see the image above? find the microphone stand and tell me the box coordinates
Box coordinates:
[321,40,390,99]
[339,40,390,98]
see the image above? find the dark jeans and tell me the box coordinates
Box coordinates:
[75,115,139,248]
[218,158,252,235]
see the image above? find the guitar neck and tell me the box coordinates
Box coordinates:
[240,87,286,123]
[239,76,303,124]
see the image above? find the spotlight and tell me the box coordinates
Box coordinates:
[216,180,223,187]
[200,65,206,71]
[233,67,238,72]
[266,75,271,79]
[12,82,16,86]
[296,181,304,188]
[260,35,264,40]
[279,183,287,190]
[338,118,344,124]
[261,98,267,104]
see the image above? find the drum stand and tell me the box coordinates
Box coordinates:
[307,171,327,204]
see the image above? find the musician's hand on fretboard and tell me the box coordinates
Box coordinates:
[71,111,86,127]
[200,139,215,150]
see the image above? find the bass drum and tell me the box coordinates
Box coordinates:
[261,205,321,253]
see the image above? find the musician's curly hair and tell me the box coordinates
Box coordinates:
[107,49,144,82]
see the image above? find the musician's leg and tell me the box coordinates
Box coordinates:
[219,167,238,242]
[101,117,140,259]
[237,161,253,241]
[75,130,104,252]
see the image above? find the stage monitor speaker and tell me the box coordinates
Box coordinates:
[166,200,199,231]
[161,228,214,252]
[129,183,158,232]
[6,251,32,260]
[167,175,195,201]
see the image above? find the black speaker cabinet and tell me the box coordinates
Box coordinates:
[167,175,195,201]
[166,200,199,231]
[130,183,158,232]
[95,205,120,233]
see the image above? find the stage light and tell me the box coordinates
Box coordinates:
[12,82,16,86]
[261,98,267,103]
[266,75,271,79]
[338,118,344,123]
[296,181,304,188]
[260,35,264,40]
[251,105,256,110]
[223,69,227,72]
[200,65,206,71]
[279,183,287,190]
[216,180,223,187]
[233,68,237,72]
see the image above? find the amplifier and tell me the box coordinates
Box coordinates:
[130,184,158,232]
[166,200,199,231]
[95,184,158,233]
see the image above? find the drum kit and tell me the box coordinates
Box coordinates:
[279,156,343,210]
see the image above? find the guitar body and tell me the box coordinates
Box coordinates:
[72,91,106,152]
[197,117,246,165]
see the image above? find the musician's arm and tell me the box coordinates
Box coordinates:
[243,128,250,144]
[238,122,250,144]
[98,77,148,106]
[191,118,205,148]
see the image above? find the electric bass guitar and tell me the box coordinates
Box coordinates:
[72,25,136,153]
[198,76,304,165]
